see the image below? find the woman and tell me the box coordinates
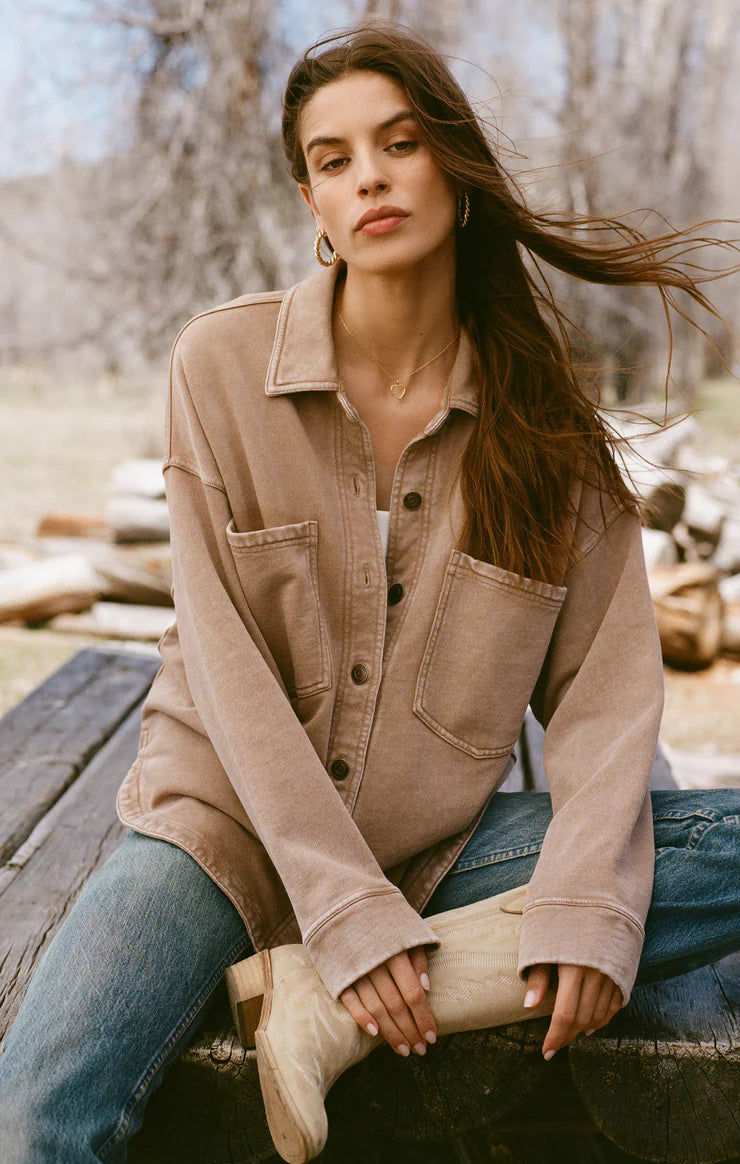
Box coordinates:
[0,19,738,1164]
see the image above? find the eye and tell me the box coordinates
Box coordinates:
[320,157,347,172]
[388,140,416,153]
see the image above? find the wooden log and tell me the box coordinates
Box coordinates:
[108,457,166,499]
[0,543,39,570]
[683,482,726,556]
[0,695,145,1036]
[569,951,740,1164]
[719,574,740,602]
[36,513,111,539]
[620,459,686,533]
[721,595,740,661]
[0,648,159,869]
[0,551,102,624]
[642,528,679,569]
[721,600,740,656]
[128,987,558,1163]
[641,477,686,533]
[1,538,173,605]
[714,516,740,574]
[47,601,175,641]
[105,495,170,543]
[87,543,173,605]
[648,564,723,669]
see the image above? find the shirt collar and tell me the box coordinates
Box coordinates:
[264,259,480,418]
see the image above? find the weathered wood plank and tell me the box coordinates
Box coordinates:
[0,647,159,863]
[0,697,144,1036]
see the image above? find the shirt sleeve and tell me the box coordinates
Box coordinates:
[163,332,440,1001]
[517,483,663,1008]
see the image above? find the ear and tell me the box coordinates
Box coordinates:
[299,184,319,219]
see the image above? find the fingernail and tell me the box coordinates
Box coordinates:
[586,1028,595,1036]
[425,1029,437,1043]
[524,989,538,1008]
[366,1022,378,1036]
[397,1043,410,1056]
[420,972,430,991]
[413,1042,426,1055]
[543,1048,555,1061]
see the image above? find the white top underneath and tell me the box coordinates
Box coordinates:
[376,508,390,556]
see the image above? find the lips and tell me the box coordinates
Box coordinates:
[354,205,409,231]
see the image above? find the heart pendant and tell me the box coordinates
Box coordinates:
[389,379,407,400]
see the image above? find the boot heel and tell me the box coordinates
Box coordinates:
[225,949,270,1048]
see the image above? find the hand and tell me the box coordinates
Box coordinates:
[339,945,437,1057]
[524,962,624,1059]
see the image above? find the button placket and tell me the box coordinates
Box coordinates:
[326,406,388,797]
[329,401,438,801]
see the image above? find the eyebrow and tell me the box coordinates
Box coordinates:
[305,110,418,157]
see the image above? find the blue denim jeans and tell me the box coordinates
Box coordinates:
[0,789,738,1162]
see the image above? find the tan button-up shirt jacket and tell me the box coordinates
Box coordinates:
[116,259,664,1007]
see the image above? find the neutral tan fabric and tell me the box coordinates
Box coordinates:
[116,258,664,1005]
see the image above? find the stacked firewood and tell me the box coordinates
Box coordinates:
[613,413,740,669]
[1,417,739,666]
[0,459,174,642]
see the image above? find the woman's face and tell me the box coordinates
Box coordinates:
[298,70,459,273]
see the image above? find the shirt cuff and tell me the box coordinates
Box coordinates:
[302,887,441,1001]
[516,899,646,1008]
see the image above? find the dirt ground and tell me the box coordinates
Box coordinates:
[1,365,739,782]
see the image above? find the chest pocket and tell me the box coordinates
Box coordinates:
[225,518,332,700]
[413,550,567,759]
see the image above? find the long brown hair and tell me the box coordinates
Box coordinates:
[281,20,737,584]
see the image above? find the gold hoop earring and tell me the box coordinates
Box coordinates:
[314,228,339,267]
[457,191,470,228]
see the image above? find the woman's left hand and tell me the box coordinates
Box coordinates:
[524,962,624,1059]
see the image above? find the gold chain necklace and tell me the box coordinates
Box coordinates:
[337,311,460,400]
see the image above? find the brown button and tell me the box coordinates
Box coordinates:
[330,757,350,780]
[403,491,422,510]
[388,582,404,605]
[350,662,369,684]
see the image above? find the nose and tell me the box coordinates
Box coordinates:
[354,148,390,197]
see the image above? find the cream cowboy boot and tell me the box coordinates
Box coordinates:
[225,882,556,1164]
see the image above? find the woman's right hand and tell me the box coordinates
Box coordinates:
[338,944,438,1056]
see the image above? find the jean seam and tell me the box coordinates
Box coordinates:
[652,809,724,824]
[96,930,254,1160]
[451,843,543,873]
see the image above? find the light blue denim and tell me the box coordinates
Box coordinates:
[0,789,738,1162]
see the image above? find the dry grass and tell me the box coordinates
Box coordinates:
[0,362,166,544]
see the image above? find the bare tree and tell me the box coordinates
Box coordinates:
[545,0,739,400]
[0,0,736,391]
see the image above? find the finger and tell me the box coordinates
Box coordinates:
[354,971,412,1056]
[542,966,583,1058]
[407,945,431,993]
[523,963,552,1008]
[384,951,437,1051]
[338,983,383,1039]
[586,975,618,1031]
[575,969,606,1029]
